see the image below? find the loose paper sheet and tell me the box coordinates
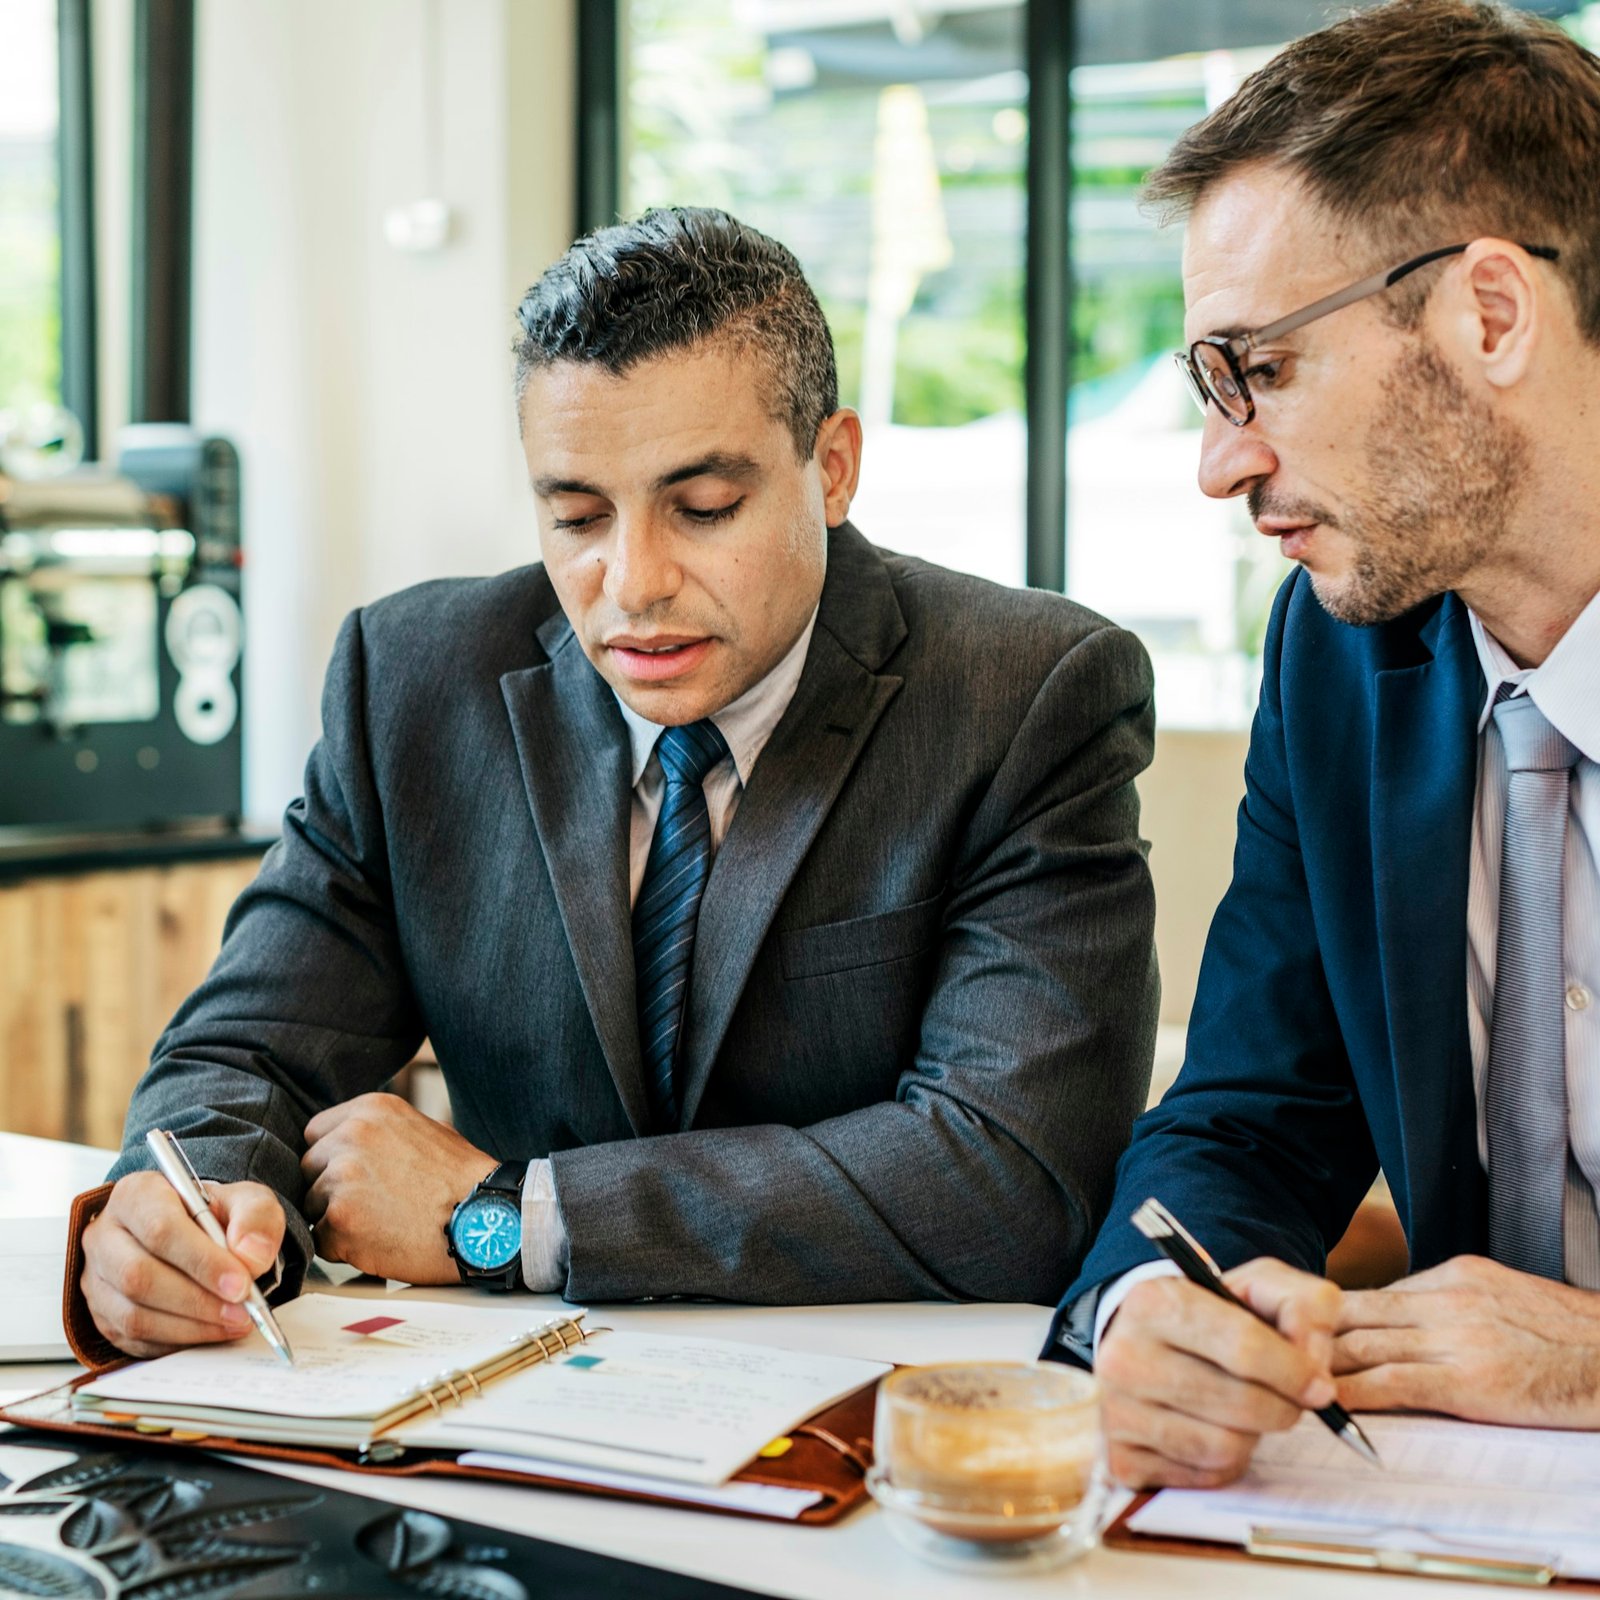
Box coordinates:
[456,1450,824,1518]
[1129,1413,1600,1579]
[0,1217,72,1362]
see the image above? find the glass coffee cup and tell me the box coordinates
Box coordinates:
[867,1362,1105,1572]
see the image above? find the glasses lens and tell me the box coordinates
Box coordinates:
[1173,352,1208,415]
[1192,342,1249,423]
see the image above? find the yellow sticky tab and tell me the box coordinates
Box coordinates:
[133,1420,174,1435]
[758,1437,793,1459]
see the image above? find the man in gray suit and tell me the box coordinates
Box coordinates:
[75,208,1158,1360]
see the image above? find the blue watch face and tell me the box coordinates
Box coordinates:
[452,1193,521,1271]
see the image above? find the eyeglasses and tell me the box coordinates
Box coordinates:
[1175,242,1560,427]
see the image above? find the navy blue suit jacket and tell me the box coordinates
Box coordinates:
[1048,567,1488,1358]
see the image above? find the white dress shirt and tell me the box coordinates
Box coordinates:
[1089,586,1600,1351]
[518,611,819,1291]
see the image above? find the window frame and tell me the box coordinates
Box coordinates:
[58,0,98,458]
[577,0,1078,594]
[130,0,196,426]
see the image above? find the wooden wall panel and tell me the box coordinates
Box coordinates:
[0,857,262,1146]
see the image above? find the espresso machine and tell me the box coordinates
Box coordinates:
[0,425,245,830]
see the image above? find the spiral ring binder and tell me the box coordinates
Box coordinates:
[370,1313,598,1445]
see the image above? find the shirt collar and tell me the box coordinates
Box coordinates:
[613,607,819,790]
[1468,587,1600,764]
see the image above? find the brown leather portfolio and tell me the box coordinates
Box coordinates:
[22,1182,876,1527]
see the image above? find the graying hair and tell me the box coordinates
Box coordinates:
[513,207,840,460]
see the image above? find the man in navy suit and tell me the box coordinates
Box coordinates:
[1048,0,1600,1487]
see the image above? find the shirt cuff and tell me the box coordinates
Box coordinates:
[1092,1260,1182,1354]
[520,1158,568,1292]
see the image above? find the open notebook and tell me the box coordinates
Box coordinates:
[47,1294,888,1489]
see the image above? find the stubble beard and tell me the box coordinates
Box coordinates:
[1306,340,1530,628]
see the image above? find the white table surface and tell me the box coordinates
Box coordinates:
[0,1130,1483,1598]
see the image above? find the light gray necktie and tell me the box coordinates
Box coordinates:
[1485,690,1581,1281]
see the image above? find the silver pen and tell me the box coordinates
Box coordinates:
[145,1128,296,1367]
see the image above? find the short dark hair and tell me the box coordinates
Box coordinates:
[1145,0,1600,342]
[513,207,840,459]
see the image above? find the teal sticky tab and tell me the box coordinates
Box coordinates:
[564,1354,603,1369]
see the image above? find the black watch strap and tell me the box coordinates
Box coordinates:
[478,1159,528,1199]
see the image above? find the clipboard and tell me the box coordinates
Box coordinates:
[1103,1493,1600,1590]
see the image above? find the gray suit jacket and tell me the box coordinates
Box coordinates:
[110,524,1159,1306]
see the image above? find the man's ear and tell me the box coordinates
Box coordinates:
[1443,238,1544,391]
[814,409,863,527]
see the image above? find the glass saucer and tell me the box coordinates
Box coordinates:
[866,1465,1101,1575]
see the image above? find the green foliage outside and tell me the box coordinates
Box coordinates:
[0,151,62,413]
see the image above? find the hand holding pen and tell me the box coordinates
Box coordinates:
[143,1130,295,1365]
[1130,1198,1379,1467]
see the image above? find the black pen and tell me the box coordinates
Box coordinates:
[1130,1197,1381,1469]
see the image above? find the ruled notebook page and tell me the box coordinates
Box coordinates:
[75,1294,564,1423]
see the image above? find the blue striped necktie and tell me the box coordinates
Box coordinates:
[634,719,731,1132]
[1485,688,1581,1280]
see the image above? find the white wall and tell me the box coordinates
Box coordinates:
[190,0,574,820]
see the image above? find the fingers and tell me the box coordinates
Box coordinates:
[1226,1257,1342,1372]
[1103,1393,1260,1484]
[1124,1341,1303,1434]
[1106,1440,1247,1491]
[1120,1275,1335,1409]
[210,1181,286,1279]
[106,1173,248,1302]
[303,1091,409,1147]
[1337,1361,1451,1415]
[302,1096,362,1146]
[1332,1326,1432,1374]
[81,1172,281,1358]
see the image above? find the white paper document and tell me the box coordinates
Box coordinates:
[405,1329,889,1485]
[1129,1413,1600,1580]
[456,1450,824,1519]
[0,1217,72,1362]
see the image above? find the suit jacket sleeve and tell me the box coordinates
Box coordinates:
[105,608,426,1298]
[1049,572,1381,1347]
[551,622,1160,1306]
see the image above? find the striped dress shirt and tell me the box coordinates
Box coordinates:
[1468,591,1600,1282]
[518,610,819,1291]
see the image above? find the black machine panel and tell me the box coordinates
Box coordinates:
[0,426,245,830]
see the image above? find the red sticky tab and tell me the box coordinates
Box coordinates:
[343,1315,404,1336]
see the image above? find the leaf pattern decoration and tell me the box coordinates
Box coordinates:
[0,1540,107,1597]
[154,1492,325,1545]
[118,1546,305,1600]
[357,1507,454,1573]
[410,1560,530,1600]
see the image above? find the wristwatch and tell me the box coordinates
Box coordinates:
[445,1160,528,1290]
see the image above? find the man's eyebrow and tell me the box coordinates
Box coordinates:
[530,453,763,500]
[532,474,602,499]
[651,452,762,491]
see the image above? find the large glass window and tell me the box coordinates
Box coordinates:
[622,0,1029,586]
[0,0,63,416]
[615,0,1600,726]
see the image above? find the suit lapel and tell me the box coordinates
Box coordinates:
[501,617,650,1134]
[1371,594,1484,1250]
[676,527,908,1127]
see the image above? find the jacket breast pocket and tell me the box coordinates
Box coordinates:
[779,895,944,981]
